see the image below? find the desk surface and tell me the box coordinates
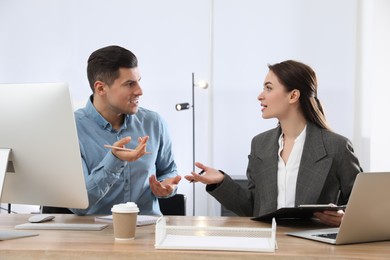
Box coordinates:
[1,214,389,259]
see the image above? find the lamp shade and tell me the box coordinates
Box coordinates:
[175,103,190,111]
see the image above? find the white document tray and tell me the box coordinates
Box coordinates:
[155,217,276,252]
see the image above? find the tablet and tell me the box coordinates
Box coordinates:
[251,204,346,221]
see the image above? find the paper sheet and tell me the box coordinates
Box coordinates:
[95,215,159,226]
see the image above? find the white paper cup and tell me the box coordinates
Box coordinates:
[111,202,139,240]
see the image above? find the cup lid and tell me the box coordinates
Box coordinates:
[111,202,139,213]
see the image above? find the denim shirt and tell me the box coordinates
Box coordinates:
[71,97,178,215]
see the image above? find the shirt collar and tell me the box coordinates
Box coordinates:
[278,124,307,147]
[295,125,307,144]
[85,95,130,131]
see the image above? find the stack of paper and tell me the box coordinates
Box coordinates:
[95,215,159,226]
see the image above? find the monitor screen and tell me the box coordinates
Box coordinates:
[0,82,88,210]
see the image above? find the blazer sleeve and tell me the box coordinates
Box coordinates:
[336,138,363,205]
[206,173,254,216]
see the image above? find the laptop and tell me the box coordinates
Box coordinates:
[286,172,390,244]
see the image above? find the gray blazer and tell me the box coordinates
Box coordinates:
[207,122,363,217]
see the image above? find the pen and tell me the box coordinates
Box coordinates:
[190,170,205,183]
[104,145,133,152]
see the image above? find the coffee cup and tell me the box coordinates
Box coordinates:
[111,202,139,240]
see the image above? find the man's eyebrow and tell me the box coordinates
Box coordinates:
[124,77,141,84]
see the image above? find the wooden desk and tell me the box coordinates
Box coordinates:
[0,214,389,259]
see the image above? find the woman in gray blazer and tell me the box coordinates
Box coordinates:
[185,60,362,226]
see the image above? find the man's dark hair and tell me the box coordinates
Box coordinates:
[87,45,138,92]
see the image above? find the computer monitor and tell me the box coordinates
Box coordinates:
[0,82,88,212]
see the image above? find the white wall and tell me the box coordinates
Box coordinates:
[369,0,390,171]
[355,0,390,172]
[1,0,386,216]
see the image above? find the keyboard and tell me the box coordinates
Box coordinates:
[314,233,338,239]
[15,223,108,231]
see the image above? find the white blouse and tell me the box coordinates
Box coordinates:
[277,125,307,209]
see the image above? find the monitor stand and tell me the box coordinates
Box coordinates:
[0,148,11,199]
[0,148,38,241]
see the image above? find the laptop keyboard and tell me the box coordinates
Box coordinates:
[314,233,338,239]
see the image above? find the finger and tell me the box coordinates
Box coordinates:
[184,175,197,183]
[134,143,147,151]
[337,209,345,215]
[184,175,195,181]
[135,145,152,157]
[172,175,182,184]
[138,136,144,143]
[159,177,177,189]
[190,170,206,180]
[324,217,340,226]
[150,175,170,194]
[194,162,208,170]
[149,175,158,184]
[188,171,204,183]
[153,183,169,196]
[161,185,173,195]
[115,136,132,147]
[314,212,341,226]
[135,139,152,154]
[323,210,344,216]
[138,136,149,144]
[149,176,162,194]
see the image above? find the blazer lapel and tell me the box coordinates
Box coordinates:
[295,123,333,205]
[254,127,280,214]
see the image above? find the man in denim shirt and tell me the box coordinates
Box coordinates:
[71,45,181,215]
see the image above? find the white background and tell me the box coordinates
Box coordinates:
[1,0,389,216]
